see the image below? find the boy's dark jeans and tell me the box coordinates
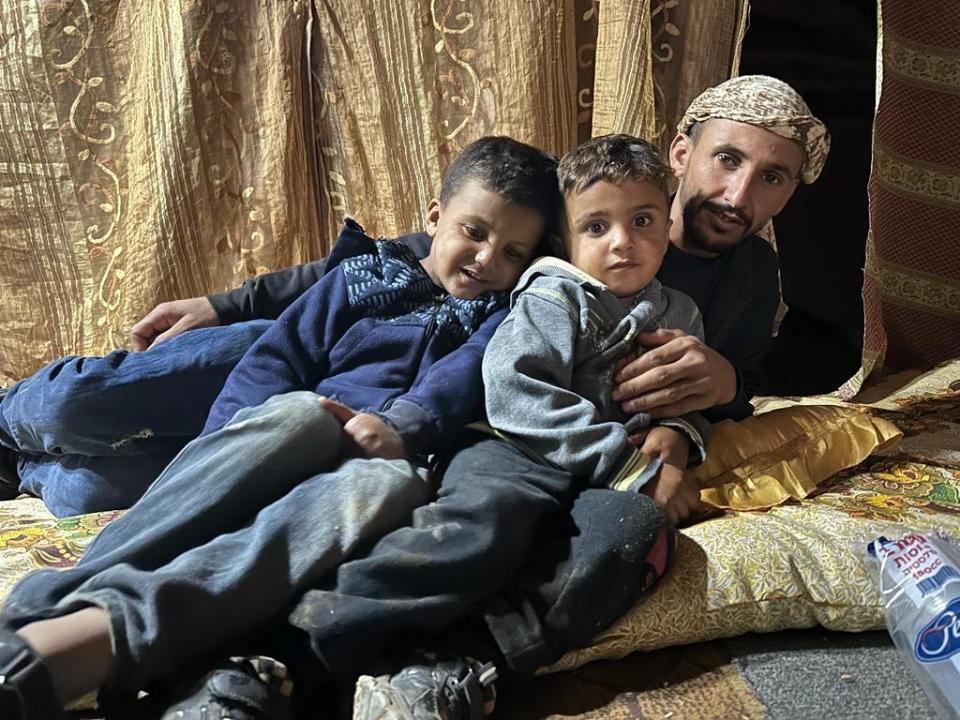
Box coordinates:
[2,392,436,698]
[0,320,272,516]
[290,434,673,679]
[481,485,674,676]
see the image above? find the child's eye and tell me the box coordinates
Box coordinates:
[504,246,524,261]
[586,221,606,235]
[633,214,652,227]
[463,225,483,240]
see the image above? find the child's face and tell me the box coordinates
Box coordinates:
[563,178,671,298]
[421,179,545,299]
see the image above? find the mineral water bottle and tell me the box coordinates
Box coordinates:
[869,531,960,718]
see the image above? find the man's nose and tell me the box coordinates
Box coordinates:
[724,171,750,208]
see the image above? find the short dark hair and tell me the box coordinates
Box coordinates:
[558,133,670,198]
[439,136,562,238]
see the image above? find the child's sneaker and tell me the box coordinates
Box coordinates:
[135,655,296,720]
[353,657,497,720]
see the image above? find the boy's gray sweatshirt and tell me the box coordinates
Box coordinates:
[482,257,708,491]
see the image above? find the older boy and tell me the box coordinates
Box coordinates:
[0,136,562,719]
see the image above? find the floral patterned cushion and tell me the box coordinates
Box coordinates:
[0,498,120,603]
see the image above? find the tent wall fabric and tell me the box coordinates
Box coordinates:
[842,0,960,397]
[0,0,746,383]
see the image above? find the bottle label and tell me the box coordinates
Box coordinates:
[915,596,960,663]
[871,532,960,606]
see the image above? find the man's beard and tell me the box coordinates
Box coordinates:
[680,194,753,255]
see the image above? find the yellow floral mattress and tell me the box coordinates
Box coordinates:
[0,360,956,677]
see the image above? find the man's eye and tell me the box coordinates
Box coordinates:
[762,173,782,186]
[717,153,737,167]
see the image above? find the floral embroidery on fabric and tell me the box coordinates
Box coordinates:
[340,240,507,343]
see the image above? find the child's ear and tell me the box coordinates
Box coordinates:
[424,198,442,237]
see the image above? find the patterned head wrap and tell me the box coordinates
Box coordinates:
[677,75,830,184]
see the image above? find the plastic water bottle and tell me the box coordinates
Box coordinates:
[868,531,960,718]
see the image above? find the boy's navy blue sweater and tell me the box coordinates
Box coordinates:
[202,220,508,455]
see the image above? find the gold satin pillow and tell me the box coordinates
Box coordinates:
[693,405,902,511]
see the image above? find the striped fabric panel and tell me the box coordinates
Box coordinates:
[842,0,960,396]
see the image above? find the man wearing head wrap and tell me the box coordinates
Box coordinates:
[614,74,830,423]
[0,76,828,719]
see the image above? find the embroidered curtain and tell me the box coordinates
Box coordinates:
[0,0,747,383]
[0,1,319,382]
[841,0,960,397]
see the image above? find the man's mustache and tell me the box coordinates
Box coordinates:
[699,200,751,228]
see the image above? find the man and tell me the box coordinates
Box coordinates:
[616,75,829,423]
[0,75,827,718]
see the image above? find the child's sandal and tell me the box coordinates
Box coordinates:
[0,627,61,720]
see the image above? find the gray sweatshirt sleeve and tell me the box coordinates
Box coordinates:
[482,279,650,488]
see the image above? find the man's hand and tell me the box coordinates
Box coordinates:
[636,426,700,525]
[317,397,407,460]
[612,329,737,417]
[130,297,219,351]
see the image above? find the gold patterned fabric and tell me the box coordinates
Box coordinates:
[0,1,321,384]
[307,0,580,242]
[1,0,750,383]
[591,0,748,148]
[841,0,960,396]
[651,0,750,149]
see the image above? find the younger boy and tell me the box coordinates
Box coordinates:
[357,133,706,718]
[485,132,707,506]
[0,136,561,719]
